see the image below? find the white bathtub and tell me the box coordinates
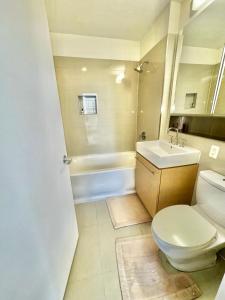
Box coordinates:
[69,152,136,203]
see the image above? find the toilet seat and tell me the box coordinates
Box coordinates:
[152,205,217,248]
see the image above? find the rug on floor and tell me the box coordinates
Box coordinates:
[106,194,151,229]
[116,235,202,300]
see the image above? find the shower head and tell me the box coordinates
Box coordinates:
[134,61,149,73]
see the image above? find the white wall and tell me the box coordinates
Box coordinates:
[140,4,170,58]
[49,1,180,62]
[0,1,78,299]
[140,1,181,59]
[181,46,222,65]
[168,1,181,35]
[51,32,140,61]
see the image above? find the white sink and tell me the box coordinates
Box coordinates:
[136,140,201,168]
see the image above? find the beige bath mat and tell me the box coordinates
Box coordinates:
[116,235,201,300]
[106,194,151,229]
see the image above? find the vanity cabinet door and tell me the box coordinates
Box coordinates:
[135,155,161,217]
[158,164,198,211]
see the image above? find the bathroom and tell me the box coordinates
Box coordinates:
[1,0,225,299]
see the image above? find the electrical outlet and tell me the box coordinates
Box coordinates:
[209,145,220,159]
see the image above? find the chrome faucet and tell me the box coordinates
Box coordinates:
[167,127,179,145]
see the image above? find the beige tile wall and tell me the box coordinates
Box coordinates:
[178,133,225,176]
[173,63,216,114]
[137,37,167,141]
[54,57,138,156]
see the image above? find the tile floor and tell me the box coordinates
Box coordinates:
[64,200,225,300]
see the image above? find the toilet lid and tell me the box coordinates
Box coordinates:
[152,205,217,248]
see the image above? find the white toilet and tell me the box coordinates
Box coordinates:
[152,170,225,272]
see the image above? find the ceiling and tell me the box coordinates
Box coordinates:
[184,0,225,49]
[45,0,169,41]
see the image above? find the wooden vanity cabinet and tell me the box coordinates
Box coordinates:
[135,153,198,218]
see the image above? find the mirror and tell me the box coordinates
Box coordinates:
[171,0,225,116]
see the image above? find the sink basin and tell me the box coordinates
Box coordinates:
[136,140,201,168]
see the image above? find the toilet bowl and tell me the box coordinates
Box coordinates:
[152,170,225,272]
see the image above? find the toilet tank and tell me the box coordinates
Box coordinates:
[196,170,225,228]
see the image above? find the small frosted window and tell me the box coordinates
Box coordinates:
[184,93,197,109]
[78,94,97,115]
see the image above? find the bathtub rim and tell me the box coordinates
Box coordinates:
[70,151,136,161]
[69,151,136,176]
[70,166,135,176]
